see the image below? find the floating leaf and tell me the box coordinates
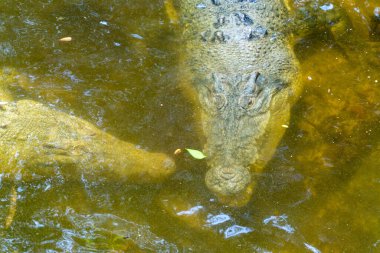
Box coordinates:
[185,148,206,159]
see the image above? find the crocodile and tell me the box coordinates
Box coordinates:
[178,0,302,205]
[0,68,176,184]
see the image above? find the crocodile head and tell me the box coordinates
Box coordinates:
[198,71,298,206]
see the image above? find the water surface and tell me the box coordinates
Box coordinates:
[0,0,380,252]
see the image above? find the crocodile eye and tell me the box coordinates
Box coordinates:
[213,94,227,110]
[202,92,227,114]
[255,74,267,87]
[238,95,254,110]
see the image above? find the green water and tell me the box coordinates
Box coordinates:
[1,0,380,252]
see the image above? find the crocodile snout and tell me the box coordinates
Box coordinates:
[205,166,251,196]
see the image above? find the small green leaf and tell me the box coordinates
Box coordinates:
[185,148,207,159]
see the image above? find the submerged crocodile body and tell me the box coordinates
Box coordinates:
[179,0,302,205]
[0,69,175,184]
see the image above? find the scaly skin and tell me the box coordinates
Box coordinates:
[179,0,302,205]
[0,68,175,183]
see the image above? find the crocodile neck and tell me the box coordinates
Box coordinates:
[180,0,295,83]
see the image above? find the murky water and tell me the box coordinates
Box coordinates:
[0,0,380,252]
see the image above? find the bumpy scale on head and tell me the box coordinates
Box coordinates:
[180,0,301,205]
[200,72,282,202]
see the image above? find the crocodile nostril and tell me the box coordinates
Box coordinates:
[220,167,237,180]
[205,166,251,196]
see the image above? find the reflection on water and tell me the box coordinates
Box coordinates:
[55,208,178,252]
[263,215,295,234]
[1,0,380,252]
